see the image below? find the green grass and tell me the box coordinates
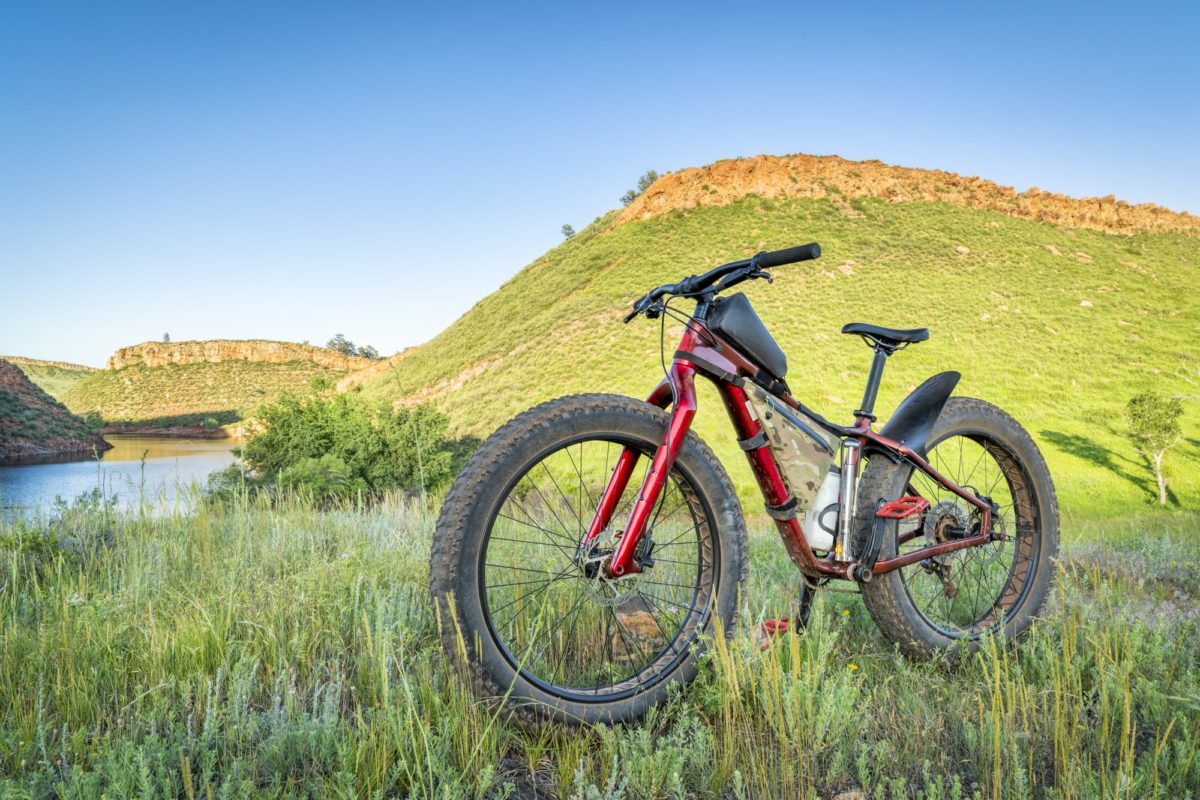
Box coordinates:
[357,197,1200,516]
[2,493,1196,798]
[2,358,96,399]
[60,360,346,427]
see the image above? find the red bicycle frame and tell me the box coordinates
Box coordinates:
[584,318,994,581]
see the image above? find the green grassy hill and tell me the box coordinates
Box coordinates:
[0,359,108,460]
[357,155,1200,517]
[2,356,97,399]
[60,341,374,432]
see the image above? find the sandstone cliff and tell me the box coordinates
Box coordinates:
[617,154,1200,236]
[107,340,375,371]
[0,359,110,461]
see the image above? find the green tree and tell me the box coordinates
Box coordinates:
[620,169,659,207]
[326,333,357,356]
[1124,392,1183,505]
[162,332,170,343]
[636,169,659,193]
[359,345,380,360]
[561,224,576,239]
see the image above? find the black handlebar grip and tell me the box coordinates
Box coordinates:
[753,242,821,269]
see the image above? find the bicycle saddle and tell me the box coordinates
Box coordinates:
[841,322,929,349]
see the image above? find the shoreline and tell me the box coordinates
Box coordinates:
[101,425,237,439]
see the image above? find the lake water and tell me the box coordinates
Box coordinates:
[0,435,240,516]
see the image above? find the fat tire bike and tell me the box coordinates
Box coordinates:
[430,243,1059,725]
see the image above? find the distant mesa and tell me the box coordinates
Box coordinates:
[0,359,110,461]
[107,339,375,371]
[47,339,379,438]
[616,154,1200,236]
[0,355,98,372]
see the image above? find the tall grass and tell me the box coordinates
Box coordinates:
[1,493,1196,798]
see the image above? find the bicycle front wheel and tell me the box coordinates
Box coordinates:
[430,393,747,725]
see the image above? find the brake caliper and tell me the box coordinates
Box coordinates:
[633,531,656,569]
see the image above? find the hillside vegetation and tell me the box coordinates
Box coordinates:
[61,340,371,431]
[62,361,344,431]
[0,359,109,460]
[355,154,1200,516]
[2,355,97,399]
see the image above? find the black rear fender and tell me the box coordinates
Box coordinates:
[872,371,961,461]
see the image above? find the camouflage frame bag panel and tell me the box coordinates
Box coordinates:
[744,388,839,512]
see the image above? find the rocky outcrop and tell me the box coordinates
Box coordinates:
[616,154,1200,236]
[0,360,111,461]
[107,340,375,371]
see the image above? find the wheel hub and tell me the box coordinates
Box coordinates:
[924,500,970,565]
[585,570,645,607]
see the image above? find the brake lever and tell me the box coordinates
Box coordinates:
[714,267,772,293]
[623,292,653,323]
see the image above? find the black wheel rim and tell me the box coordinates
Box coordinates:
[895,430,1040,639]
[479,434,718,703]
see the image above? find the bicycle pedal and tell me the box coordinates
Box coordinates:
[754,617,793,649]
[876,495,931,520]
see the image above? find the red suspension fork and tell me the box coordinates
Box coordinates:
[582,366,697,577]
[581,379,673,549]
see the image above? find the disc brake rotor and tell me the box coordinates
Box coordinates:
[586,571,644,607]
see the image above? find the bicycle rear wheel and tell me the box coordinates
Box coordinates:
[851,397,1058,658]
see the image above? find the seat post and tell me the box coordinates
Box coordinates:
[857,346,891,420]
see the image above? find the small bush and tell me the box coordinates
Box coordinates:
[237,387,470,501]
[278,454,368,500]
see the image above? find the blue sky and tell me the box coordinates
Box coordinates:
[2,1,1197,366]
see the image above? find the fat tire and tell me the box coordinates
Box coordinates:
[851,397,1059,660]
[430,393,748,726]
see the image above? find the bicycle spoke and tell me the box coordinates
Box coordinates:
[902,433,1028,636]
[480,436,712,698]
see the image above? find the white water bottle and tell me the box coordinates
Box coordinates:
[802,467,841,551]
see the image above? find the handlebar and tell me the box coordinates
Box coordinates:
[752,242,821,269]
[624,242,821,323]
